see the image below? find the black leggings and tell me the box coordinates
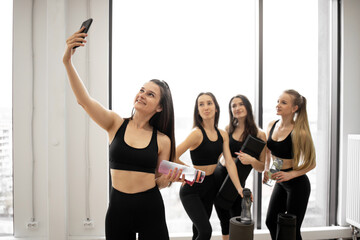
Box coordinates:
[179,174,216,240]
[105,186,169,240]
[214,163,242,235]
[265,170,311,240]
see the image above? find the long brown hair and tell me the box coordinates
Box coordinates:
[228,95,258,141]
[285,89,316,170]
[130,79,176,162]
[193,92,220,128]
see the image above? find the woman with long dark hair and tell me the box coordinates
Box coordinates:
[176,92,243,240]
[63,28,181,240]
[214,95,266,240]
[263,89,316,240]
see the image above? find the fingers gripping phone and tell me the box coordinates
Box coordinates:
[73,18,93,49]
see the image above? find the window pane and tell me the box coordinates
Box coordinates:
[262,0,330,227]
[112,0,256,234]
[0,0,13,235]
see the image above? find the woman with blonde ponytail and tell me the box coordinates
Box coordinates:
[263,89,316,240]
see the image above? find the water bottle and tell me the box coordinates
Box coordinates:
[264,157,283,187]
[240,188,252,224]
[158,160,205,183]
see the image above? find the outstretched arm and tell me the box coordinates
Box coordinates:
[63,27,119,132]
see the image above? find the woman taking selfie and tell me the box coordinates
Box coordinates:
[63,27,181,240]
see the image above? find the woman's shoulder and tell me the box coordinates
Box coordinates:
[108,112,124,135]
[265,120,277,136]
[188,127,203,140]
[257,128,267,141]
[267,120,278,130]
[218,128,229,141]
[157,131,171,148]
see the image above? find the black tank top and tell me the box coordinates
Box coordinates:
[267,120,293,159]
[190,126,223,166]
[229,134,253,187]
[109,119,158,174]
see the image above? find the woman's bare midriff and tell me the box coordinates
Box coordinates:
[193,164,218,176]
[271,155,294,170]
[110,169,156,194]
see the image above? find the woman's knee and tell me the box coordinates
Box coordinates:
[265,215,276,230]
[196,223,212,240]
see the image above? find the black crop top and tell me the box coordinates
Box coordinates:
[109,119,158,174]
[190,126,223,166]
[229,134,243,158]
[267,120,293,159]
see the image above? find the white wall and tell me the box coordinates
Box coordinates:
[338,0,360,227]
[11,0,360,239]
[13,0,109,239]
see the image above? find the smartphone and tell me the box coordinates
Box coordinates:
[73,18,93,49]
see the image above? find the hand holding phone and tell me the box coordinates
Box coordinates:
[73,18,93,49]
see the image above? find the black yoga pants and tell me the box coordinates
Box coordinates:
[105,186,169,240]
[265,173,311,240]
[213,163,242,235]
[179,174,216,240]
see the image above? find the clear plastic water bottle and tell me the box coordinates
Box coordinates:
[158,160,205,183]
[264,157,283,187]
[240,188,252,224]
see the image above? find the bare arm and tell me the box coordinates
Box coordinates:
[221,130,244,198]
[63,28,120,132]
[175,129,202,166]
[155,134,172,189]
[253,130,266,172]
[263,121,275,183]
[155,133,184,189]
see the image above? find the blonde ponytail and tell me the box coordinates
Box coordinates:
[284,90,316,170]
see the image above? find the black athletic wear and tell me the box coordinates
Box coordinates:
[214,135,250,235]
[267,120,293,159]
[109,119,158,174]
[105,186,169,240]
[180,174,217,240]
[190,126,223,166]
[265,168,311,240]
[229,134,242,158]
[180,126,223,240]
[214,163,242,235]
[106,119,169,239]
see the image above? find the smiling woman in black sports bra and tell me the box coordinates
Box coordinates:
[175,92,243,240]
[263,90,316,240]
[63,29,182,240]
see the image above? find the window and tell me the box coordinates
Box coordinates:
[112,0,256,235]
[112,0,335,235]
[0,0,13,235]
[262,0,331,227]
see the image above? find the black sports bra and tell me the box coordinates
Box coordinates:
[267,120,293,159]
[229,134,243,158]
[109,119,158,174]
[190,126,223,166]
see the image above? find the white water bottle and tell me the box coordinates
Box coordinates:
[158,160,205,183]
